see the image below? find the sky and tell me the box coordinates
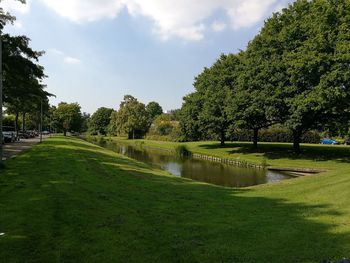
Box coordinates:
[2,0,292,114]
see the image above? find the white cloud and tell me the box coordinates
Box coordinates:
[64,56,81,65]
[48,48,65,56]
[13,20,23,29]
[211,21,227,32]
[48,48,81,64]
[228,0,277,29]
[1,0,30,14]
[39,0,124,23]
[36,0,286,41]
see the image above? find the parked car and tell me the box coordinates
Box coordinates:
[19,131,30,139]
[42,130,50,135]
[2,126,17,143]
[320,138,340,145]
[2,131,15,143]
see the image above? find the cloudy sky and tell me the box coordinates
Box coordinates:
[3,0,291,113]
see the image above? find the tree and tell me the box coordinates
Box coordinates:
[146,101,163,120]
[110,95,150,139]
[225,51,283,149]
[179,92,203,142]
[180,54,240,145]
[150,113,177,136]
[243,0,350,153]
[0,0,25,32]
[52,102,83,136]
[89,107,113,135]
[2,33,52,135]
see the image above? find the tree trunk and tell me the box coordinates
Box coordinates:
[292,129,302,154]
[220,130,225,146]
[22,112,26,132]
[63,130,67,136]
[15,112,19,140]
[133,129,135,140]
[253,128,259,149]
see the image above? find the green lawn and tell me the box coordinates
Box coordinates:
[1,136,350,262]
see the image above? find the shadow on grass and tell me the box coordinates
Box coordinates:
[199,142,350,163]
[0,136,349,262]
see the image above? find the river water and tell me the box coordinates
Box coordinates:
[93,139,293,188]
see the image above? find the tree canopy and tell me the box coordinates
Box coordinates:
[179,0,350,152]
[146,101,163,120]
[89,107,114,135]
[52,102,83,136]
[110,95,151,139]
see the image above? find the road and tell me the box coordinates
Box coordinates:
[2,137,43,161]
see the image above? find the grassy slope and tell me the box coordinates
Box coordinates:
[0,136,349,262]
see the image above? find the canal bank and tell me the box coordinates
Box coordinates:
[83,136,296,188]
[107,136,341,171]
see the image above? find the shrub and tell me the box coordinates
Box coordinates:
[175,145,192,157]
[229,127,321,144]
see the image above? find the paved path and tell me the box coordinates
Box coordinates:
[2,137,43,161]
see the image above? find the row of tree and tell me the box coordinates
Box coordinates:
[53,0,350,155]
[1,0,53,134]
[180,0,350,153]
[88,96,164,139]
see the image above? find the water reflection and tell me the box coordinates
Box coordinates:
[96,140,293,188]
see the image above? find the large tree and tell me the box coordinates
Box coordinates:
[89,107,114,135]
[146,101,163,120]
[52,102,83,136]
[110,95,150,139]
[225,50,284,149]
[179,92,203,142]
[180,54,240,145]
[244,0,350,153]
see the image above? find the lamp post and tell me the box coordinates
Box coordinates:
[0,37,3,163]
[40,98,42,143]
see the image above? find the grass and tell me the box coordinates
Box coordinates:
[0,136,349,262]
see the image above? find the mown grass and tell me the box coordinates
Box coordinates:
[0,136,350,262]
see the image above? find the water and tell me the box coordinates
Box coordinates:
[94,140,293,188]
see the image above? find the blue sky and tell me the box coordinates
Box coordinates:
[3,0,291,114]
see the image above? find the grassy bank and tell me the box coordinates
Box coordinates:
[110,137,350,170]
[1,136,350,262]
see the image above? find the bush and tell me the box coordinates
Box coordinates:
[175,145,192,157]
[229,127,321,144]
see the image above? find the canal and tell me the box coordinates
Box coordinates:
[90,139,294,188]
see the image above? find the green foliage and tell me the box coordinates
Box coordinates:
[52,102,84,135]
[109,95,151,139]
[148,114,178,135]
[229,127,321,144]
[243,0,350,152]
[0,0,25,32]
[2,33,52,133]
[178,0,350,153]
[146,114,182,142]
[2,114,16,127]
[146,101,163,120]
[174,144,191,157]
[89,107,114,135]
